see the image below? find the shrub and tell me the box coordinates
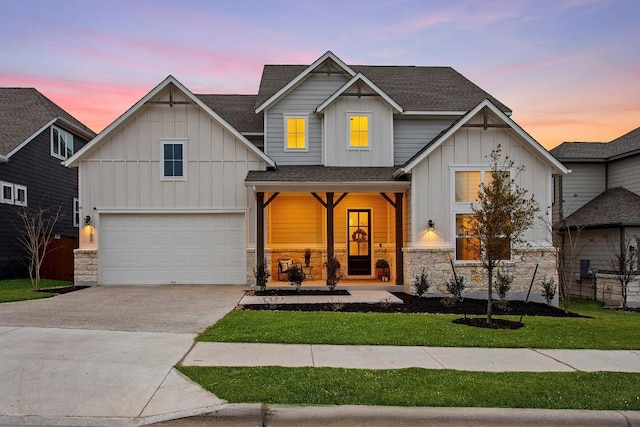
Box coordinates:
[494,270,513,302]
[287,264,306,291]
[541,278,557,305]
[325,256,342,291]
[254,260,271,291]
[446,275,466,300]
[412,269,430,297]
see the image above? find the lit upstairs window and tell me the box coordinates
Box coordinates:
[349,115,369,148]
[286,117,306,150]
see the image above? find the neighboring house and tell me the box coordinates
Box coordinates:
[0,88,95,280]
[66,51,567,303]
[551,126,640,306]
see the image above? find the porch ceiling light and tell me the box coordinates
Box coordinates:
[428,219,434,230]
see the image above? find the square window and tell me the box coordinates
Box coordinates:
[455,214,480,260]
[1,182,13,204]
[285,116,306,150]
[14,185,27,206]
[51,126,74,160]
[455,171,481,202]
[349,115,369,148]
[160,140,187,179]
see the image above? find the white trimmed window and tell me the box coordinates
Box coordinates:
[284,115,307,151]
[14,185,27,206]
[348,114,371,149]
[51,126,74,160]
[160,139,187,179]
[73,197,80,227]
[0,181,27,206]
[1,181,13,204]
[452,169,511,261]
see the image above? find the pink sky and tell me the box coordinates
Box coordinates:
[1,0,638,149]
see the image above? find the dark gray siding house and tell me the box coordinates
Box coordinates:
[0,88,95,280]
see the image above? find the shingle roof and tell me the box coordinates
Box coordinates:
[550,126,640,161]
[255,64,510,113]
[0,88,95,156]
[563,187,640,228]
[196,94,263,133]
[246,166,409,183]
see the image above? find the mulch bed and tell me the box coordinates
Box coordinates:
[241,291,588,321]
[36,286,89,294]
[251,289,350,296]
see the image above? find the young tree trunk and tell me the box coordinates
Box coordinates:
[486,266,493,325]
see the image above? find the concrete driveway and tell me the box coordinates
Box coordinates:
[0,285,245,426]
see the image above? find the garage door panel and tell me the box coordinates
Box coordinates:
[100,214,245,285]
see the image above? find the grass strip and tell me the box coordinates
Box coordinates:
[198,299,639,350]
[178,366,640,410]
[0,278,74,303]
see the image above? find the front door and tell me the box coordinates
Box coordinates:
[347,209,371,276]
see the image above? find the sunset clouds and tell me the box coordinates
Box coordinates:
[1,0,638,148]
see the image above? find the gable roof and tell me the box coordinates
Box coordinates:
[0,88,95,157]
[255,51,355,113]
[254,53,511,114]
[65,76,275,168]
[396,99,568,176]
[550,125,640,162]
[563,187,640,228]
[196,94,263,134]
[316,73,403,113]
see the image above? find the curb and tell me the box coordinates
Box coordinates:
[146,404,640,426]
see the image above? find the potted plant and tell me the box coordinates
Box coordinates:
[304,248,311,267]
[375,259,390,281]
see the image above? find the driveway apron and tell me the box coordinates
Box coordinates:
[0,285,245,422]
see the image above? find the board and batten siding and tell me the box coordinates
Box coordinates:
[393,118,456,166]
[265,73,348,165]
[607,155,640,195]
[323,93,394,167]
[560,163,606,218]
[78,86,267,247]
[410,111,554,248]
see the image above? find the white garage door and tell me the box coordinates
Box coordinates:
[100,214,246,285]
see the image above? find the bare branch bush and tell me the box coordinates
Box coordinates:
[16,206,62,291]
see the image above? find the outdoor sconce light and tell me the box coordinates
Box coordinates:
[84,215,91,225]
[428,219,434,230]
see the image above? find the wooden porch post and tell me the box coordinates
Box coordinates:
[395,192,404,286]
[256,192,265,275]
[326,192,334,261]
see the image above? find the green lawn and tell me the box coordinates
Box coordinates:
[178,366,640,410]
[0,278,74,303]
[198,298,639,349]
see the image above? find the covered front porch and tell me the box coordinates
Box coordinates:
[246,166,410,288]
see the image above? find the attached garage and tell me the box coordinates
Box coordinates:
[100,213,246,285]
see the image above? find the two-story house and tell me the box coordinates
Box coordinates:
[66,52,567,303]
[551,126,640,306]
[0,88,95,280]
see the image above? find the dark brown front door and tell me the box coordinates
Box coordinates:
[347,209,371,276]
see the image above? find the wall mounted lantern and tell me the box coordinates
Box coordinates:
[84,215,91,225]
[428,219,434,230]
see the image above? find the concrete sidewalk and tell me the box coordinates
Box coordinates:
[183,342,640,372]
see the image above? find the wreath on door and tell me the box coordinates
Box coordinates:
[352,228,368,242]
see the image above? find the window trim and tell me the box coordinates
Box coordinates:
[450,167,513,262]
[73,197,80,227]
[14,184,27,207]
[1,181,14,204]
[159,139,188,181]
[51,125,74,160]
[283,114,309,152]
[347,112,372,151]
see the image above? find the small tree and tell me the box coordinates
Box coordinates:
[463,146,539,325]
[16,206,62,291]
[608,234,638,309]
[555,219,585,313]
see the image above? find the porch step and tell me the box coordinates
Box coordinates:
[239,290,402,306]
